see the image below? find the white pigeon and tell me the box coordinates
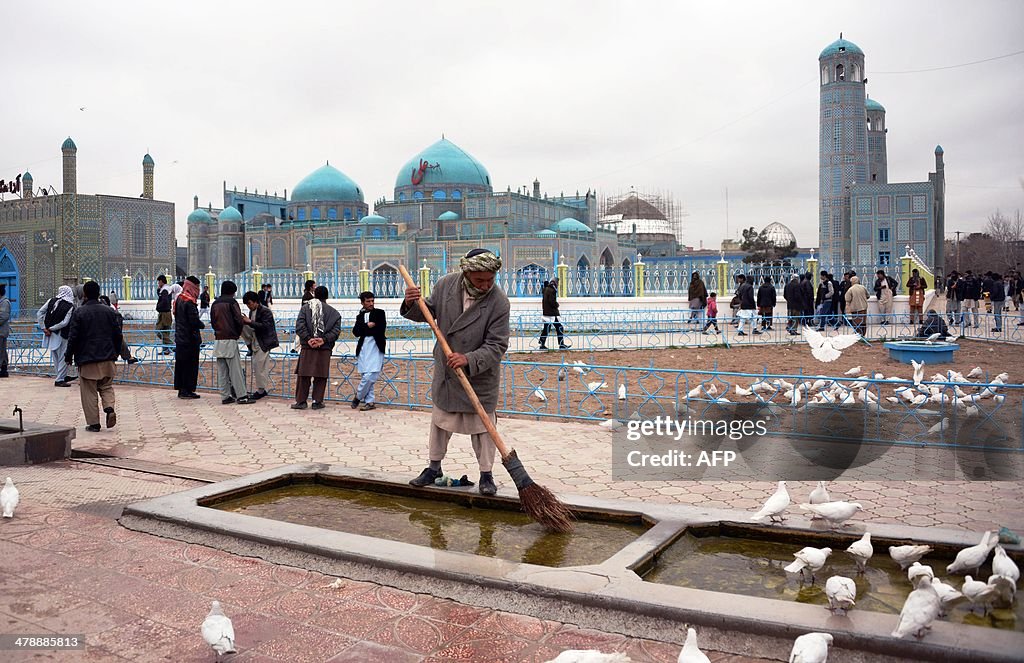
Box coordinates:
[201,601,236,659]
[808,481,830,505]
[992,546,1020,585]
[911,360,925,385]
[996,372,1009,383]
[557,366,567,381]
[968,367,984,378]
[907,562,935,584]
[1,477,19,518]
[873,372,884,379]
[546,652,631,663]
[533,387,547,402]
[788,632,832,663]
[846,533,873,572]
[889,545,933,569]
[926,418,949,435]
[599,419,622,430]
[751,481,790,523]
[804,328,860,363]
[892,575,941,639]
[677,627,710,663]
[964,404,980,418]
[988,573,1017,605]
[844,366,862,376]
[925,333,942,343]
[617,384,627,401]
[930,577,966,615]
[706,384,718,396]
[824,576,857,614]
[947,530,998,575]
[994,394,1006,404]
[798,501,862,528]
[687,385,703,398]
[572,361,589,375]
[733,385,753,397]
[961,575,998,614]
[809,379,828,392]
[586,381,607,393]
[885,396,900,404]
[784,547,832,582]
[865,401,890,414]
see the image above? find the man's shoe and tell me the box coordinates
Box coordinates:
[64,375,77,382]
[222,397,236,405]
[409,467,441,487]
[290,402,308,410]
[251,390,267,401]
[538,345,547,350]
[737,331,747,336]
[351,398,360,409]
[104,407,116,429]
[235,396,255,405]
[85,424,101,433]
[478,473,497,496]
[55,380,71,387]
[752,330,761,335]
[0,372,8,378]
[359,402,375,411]
[127,357,140,364]
[311,401,325,410]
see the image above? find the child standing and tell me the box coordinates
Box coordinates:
[352,291,386,411]
[702,292,720,334]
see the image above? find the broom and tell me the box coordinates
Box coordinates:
[398,265,574,533]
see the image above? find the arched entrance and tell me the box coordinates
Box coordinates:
[371,263,400,298]
[0,247,20,317]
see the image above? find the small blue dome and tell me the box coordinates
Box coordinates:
[143,153,154,166]
[935,145,944,154]
[865,98,885,113]
[536,229,557,237]
[359,214,389,225]
[219,206,243,222]
[187,208,212,224]
[23,171,32,180]
[292,163,363,203]
[62,137,77,151]
[437,211,460,221]
[552,218,592,233]
[396,138,490,190]
[819,38,864,59]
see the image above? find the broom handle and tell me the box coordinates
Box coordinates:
[398,265,511,460]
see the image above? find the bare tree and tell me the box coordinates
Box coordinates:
[984,209,1024,270]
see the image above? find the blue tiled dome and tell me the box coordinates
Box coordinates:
[437,211,460,221]
[23,171,32,180]
[865,98,885,112]
[187,207,212,224]
[143,153,154,166]
[935,145,944,154]
[820,38,864,59]
[292,164,363,203]
[552,218,592,233]
[536,229,557,237]
[219,206,243,222]
[396,138,490,190]
[62,137,77,151]
[359,214,388,225]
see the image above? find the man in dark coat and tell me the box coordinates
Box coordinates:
[735,274,759,336]
[538,277,568,350]
[351,290,387,411]
[64,281,122,432]
[210,280,253,405]
[402,248,510,496]
[155,274,173,354]
[291,286,342,410]
[783,274,801,335]
[756,276,777,330]
[799,272,815,329]
[242,290,279,400]
[173,277,204,398]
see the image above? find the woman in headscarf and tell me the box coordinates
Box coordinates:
[291,285,341,410]
[173,277,205,399]
[35,285,77,387]
[687,271,708,327]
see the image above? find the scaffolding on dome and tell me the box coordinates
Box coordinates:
[597,189,687,243]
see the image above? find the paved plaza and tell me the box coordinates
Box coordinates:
[2,375,1022,661]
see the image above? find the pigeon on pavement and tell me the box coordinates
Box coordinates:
[546,651,631,663]
[751,481,790,523]
[1,477,18,518]
[677,627,711,663]
[788,632,833,663]
[201,601,236,660]
[808,481,830,505]
[798,501,862,528]
[912,360,925,385]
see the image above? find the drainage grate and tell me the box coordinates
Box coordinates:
[71,452,237,484]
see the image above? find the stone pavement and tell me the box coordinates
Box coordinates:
[0,462,770,663]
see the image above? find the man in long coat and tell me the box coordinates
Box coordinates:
[291,286,342,410]
[402,248,511,496]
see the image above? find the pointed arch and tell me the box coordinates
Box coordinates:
[0,247,20,317]
[599,248,614,268]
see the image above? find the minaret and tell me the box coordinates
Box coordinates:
[142,153,155,199]
[193,194,199,210]
[533,178,541,199]
[22,171,33,199]
[818,34,868,264]
[61,137,77,194]
[865,96,887,184]
[933,145,945,275]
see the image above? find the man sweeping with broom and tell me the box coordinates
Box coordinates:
[401,248,509,496]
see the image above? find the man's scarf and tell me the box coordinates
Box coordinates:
[174,280,199,316]
[308,298,325,338]
[56,285,75,304]
[459,251,502,299]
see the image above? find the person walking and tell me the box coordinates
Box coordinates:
[242,290,279,400]
[99,296,140,364]
[944,271,961,325]
[108,290,119,310]
[799,272,815,330]
[155,275,173,354]
[199,285,211,320]
[990,273,1006,333]
[352,290,386,411]
[756,276,776,330]
[64,281,122,433]
[814,272,834,331]
[735,274,759,336]
[844,276,869,336]
[783,274,801,335]
[264,283,274,307]
[36,285,76,387]
[209,280,254,405]
[0,284,10,378]
[701,292,720,334]
[173,277,204,399]
[292,286,341,410]
[402,248,510,496]
[688,272,708,328]
[906,269,928,326]
[538,277,568,350]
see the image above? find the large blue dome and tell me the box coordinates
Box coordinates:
[187,207,212,224]
[395,138,491,190]
[292,163,363,203]
[820,37,864,59]
[219,206,242,222]
[865,97,885,112]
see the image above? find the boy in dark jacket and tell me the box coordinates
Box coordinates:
[352,291,387,411]
[242,291,279,400]
[65,281,123,432]
[756,276,777,330]
[538,278,568,350]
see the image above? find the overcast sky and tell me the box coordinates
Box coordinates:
[4,0,1022,251]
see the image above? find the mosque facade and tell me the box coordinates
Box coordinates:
[818,36,945,273]
[188,138,644,283]
[0,138,175,315]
